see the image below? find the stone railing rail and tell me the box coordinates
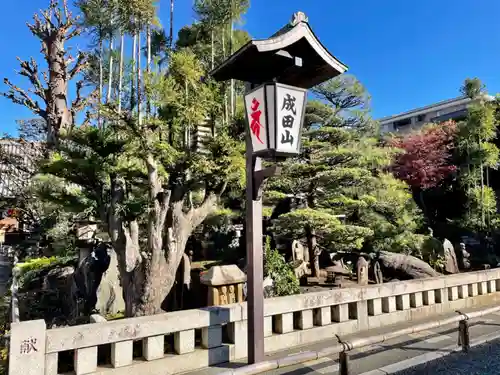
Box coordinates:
[9,268,500,375]
[223,301,500,375]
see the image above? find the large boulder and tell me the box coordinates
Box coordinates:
[73,241,118,316]
[377,251,440,280]
[95,250,124,315]
[17,258,78,325]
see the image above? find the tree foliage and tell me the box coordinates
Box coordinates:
[390,121,457,190]
[40,47,244,316]
[310,74,375,131]
[268,77,425,276]
[456,78,499,231]
[1,0,469,320]
[263,237,299,297]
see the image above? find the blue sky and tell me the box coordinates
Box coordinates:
[1,0,500,135]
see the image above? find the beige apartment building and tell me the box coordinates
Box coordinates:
[379,95,495,134]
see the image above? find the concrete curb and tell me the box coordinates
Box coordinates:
[358,329,500,375]
[219,318,500,375]
[218,344,345,375]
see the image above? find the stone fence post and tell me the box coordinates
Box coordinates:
[9,319,46,375]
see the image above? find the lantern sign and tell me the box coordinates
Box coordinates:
[244,82,307,158]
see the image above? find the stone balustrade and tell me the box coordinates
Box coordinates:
[9,268,500,375]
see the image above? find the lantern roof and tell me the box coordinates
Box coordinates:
[210,12,348,89]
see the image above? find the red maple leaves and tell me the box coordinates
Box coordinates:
[390,120,458,190]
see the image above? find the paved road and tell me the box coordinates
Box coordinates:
[393,339,500,375]
[185,307,500,375]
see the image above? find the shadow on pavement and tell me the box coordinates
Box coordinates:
[392,339,500,375]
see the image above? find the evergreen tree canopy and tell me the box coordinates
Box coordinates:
[39,49,245,315]
[268,76,425,261]
[456,78,499,231]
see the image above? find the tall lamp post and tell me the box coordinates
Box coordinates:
[210,11,348,364]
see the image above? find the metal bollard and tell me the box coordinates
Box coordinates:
[339,351,349,375]
[458,319,470,353]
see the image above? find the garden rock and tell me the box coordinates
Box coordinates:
[443,238,459,274]
[95,250,124,315]
[377,251,440,279]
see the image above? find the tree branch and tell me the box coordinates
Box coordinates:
[54,2,64,27]
[71,80,96,118]
[40,9,56,31]
[17,57,46,101]
[67,27,81,40]
[69,52,87,80]
[2,78,45,118]
[61,0,71,24]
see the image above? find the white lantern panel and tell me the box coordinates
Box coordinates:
[275,85,306,154]
[265,84,276,150]
[244,86,268,153]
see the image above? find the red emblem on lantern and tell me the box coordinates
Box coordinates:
[250,98,264,144]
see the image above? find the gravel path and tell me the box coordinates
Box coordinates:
[394,340,500,375]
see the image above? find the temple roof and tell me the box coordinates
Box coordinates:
[210,12,348,89]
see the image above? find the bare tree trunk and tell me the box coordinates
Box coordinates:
[118,33,125,113]
[146,25,152,117]
[211,29,214,70]
[306,225,320,278]
[110,160,220,316]
[229,19,234,118]
[46,27,73,146]
[108,174,143,317]
[169,0,174,49]
[222,27,228,126]
[130,32,137,113]
[479,134,485,227]
[98,39,104,128]
[113,208,219,316]
[2,3,85,149]
[305,192,320,277]
[106,32,114,104]
[222,27,226,58]
[486,167,490,230]
[137,33,142,125]
[133,224,190,316]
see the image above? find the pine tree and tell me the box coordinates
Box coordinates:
[269,76,424,276]
[41,49,245,316]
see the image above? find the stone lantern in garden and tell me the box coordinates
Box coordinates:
[210,11,348,363]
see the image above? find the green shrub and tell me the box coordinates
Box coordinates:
[0,297,10,375]
[17,255,77,288]
[17,256,60,273]
[0,346,7,375]
[105,312,125,321]
[263,237,300,297]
